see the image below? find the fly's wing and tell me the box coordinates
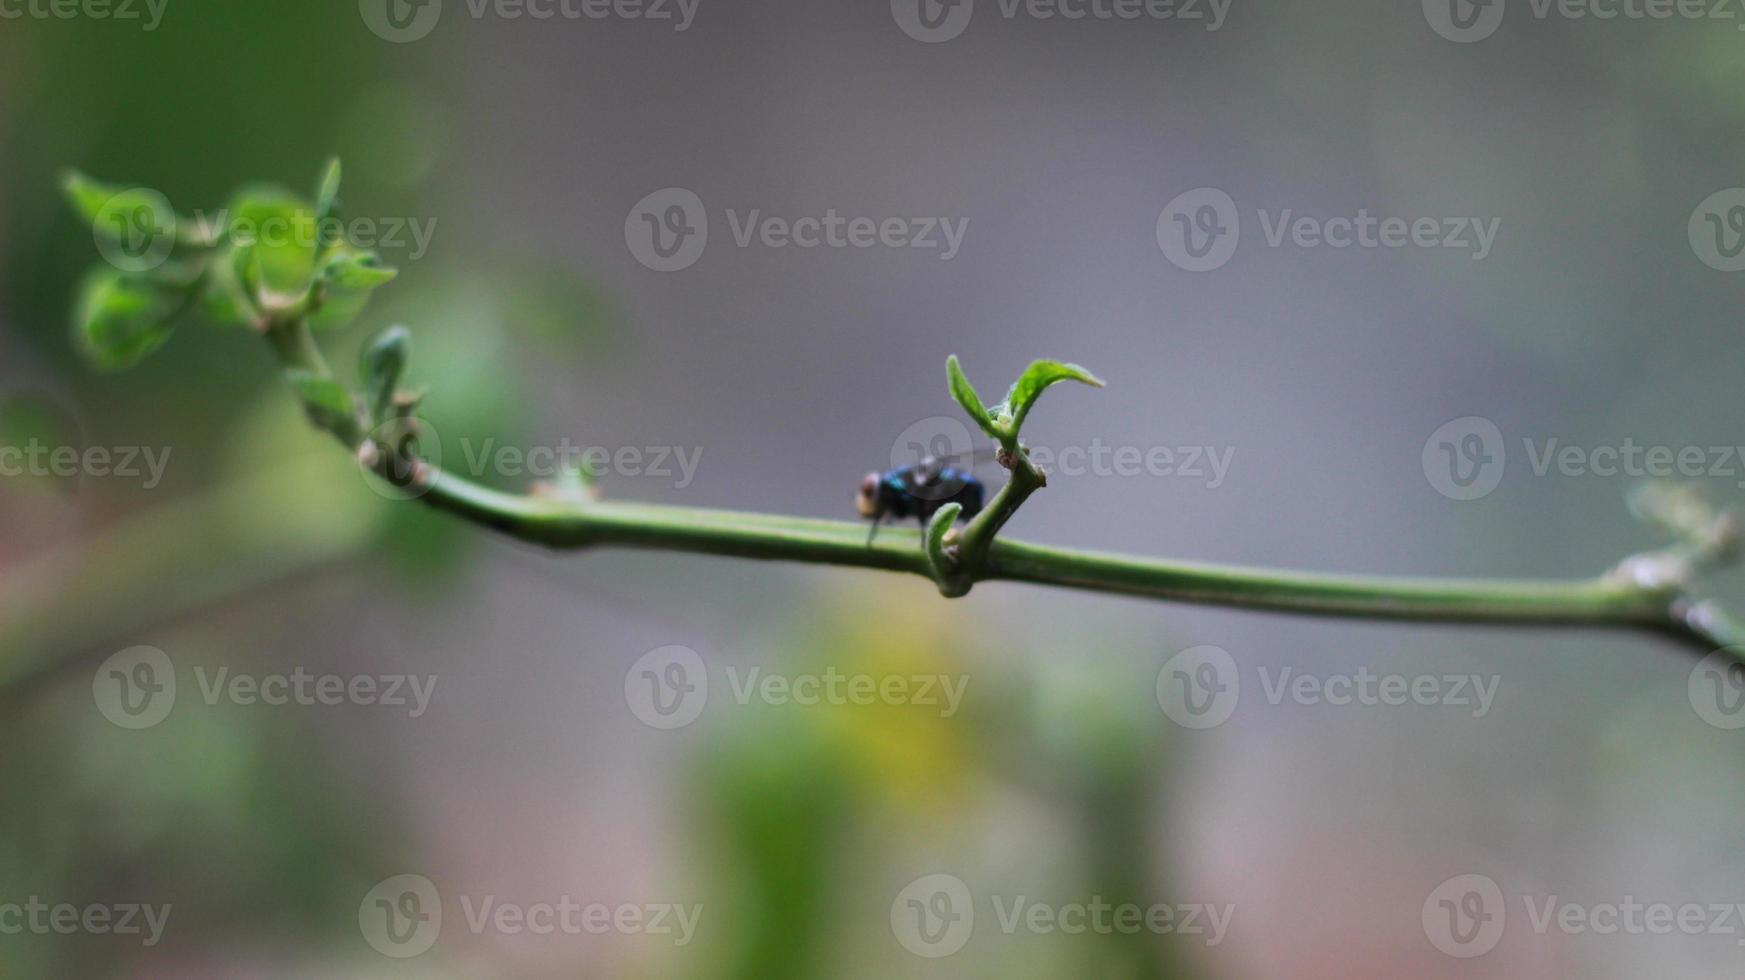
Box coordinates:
[909,445,998,481]
[902,459,977,505]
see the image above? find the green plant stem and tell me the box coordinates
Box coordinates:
[398,465,1740,651]
[265,316,329,373]
[267,319,1744,661]
[954,450,1046,577]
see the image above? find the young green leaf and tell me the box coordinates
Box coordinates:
[286,369,362,446]
[306,248,397,332]
[925,502,962,557]
[993,360,1105,438]
[924,502,968,595]
[62,171,210,248]
[361,325,411,425]
[62,171,132,226]
[321,250,398,290]
[72,270,186,371]
[225,185,320,295]
[314,158,342,224]
[307,288,370,332]
[197,246,255,327]
[231,242,265,310]
[946,355,1003,441]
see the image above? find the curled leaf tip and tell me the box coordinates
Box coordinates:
[946,355,1003,442]
[924,502,970,597]
[991,359,1105,438]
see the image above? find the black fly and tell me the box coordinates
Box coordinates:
[856,455,986,544]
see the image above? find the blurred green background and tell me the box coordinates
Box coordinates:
[4,1,1745,976]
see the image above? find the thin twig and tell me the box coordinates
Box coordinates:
[244,308,1738,662]
[182,310,1745,665]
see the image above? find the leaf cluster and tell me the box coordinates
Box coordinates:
[61,159,398,372]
